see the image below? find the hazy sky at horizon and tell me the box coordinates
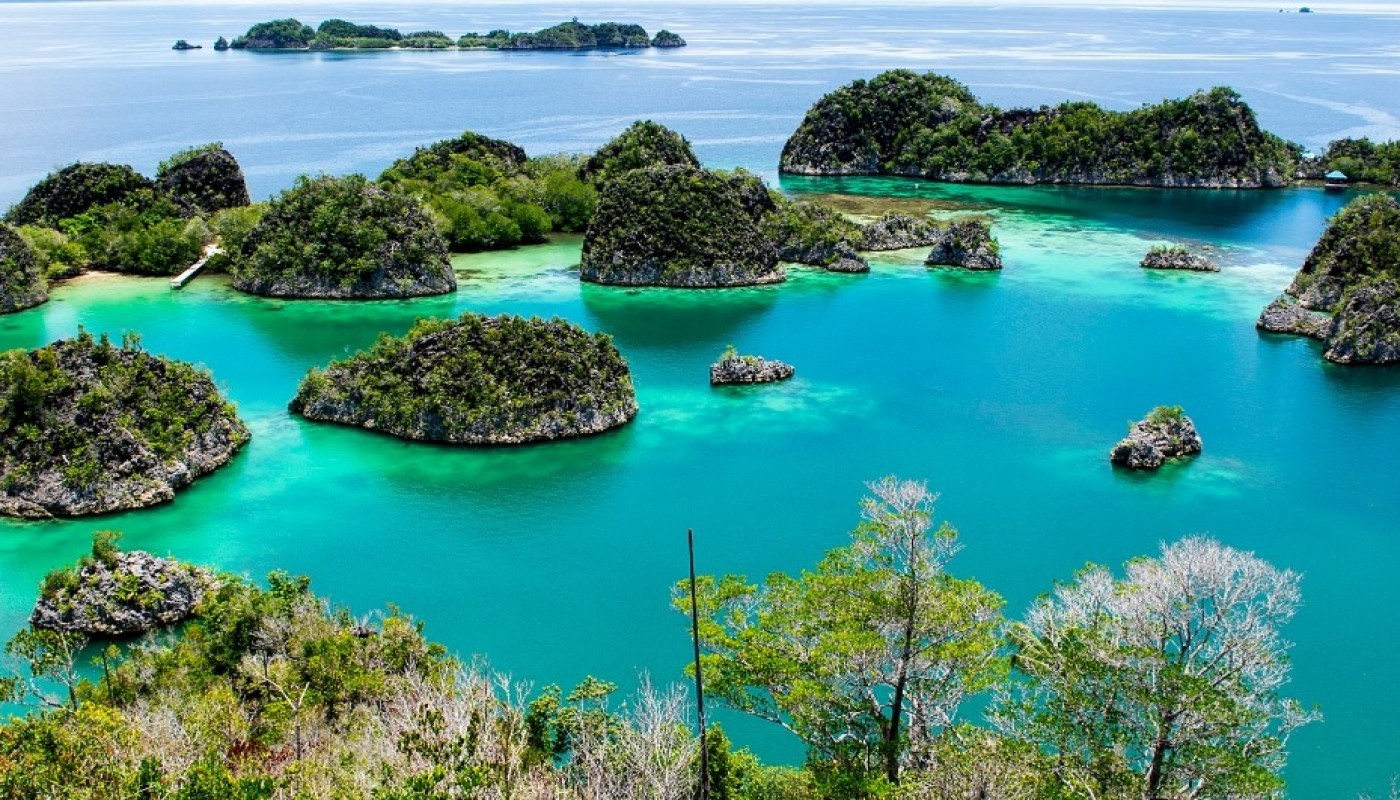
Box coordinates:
[4,0,1400,11]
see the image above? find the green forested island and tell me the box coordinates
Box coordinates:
[780,70,1297,187]
[1258,193,1400,364]
[0,480,1314,799]
[377,130,596,252]
[225,17,684,51]
[2,146,250,280]
[290,313,638,444]
[0,331,249,518]
[580,165,783,287]
[230,174,454,299]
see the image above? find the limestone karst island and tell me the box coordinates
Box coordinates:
[4,5,1400,800]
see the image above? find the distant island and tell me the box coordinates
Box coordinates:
[225,17,685,51]
[781,70,1296,188]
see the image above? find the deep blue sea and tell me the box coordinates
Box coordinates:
[2,2,1399,796]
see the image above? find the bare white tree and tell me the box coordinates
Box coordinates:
[994,536,1319,800]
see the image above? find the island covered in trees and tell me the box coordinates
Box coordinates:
[222,17,685,51]
[780,70,1297,187]
[0,331,249,518]
[290,313,638,444]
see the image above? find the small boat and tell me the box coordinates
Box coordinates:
[1324,170,1348,191]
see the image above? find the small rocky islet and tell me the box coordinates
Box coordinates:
[1140,245,1219,272]
[1109,406,1203,470]
[710,348,795,385]
[290,313,638,445]
[1257,193,1400,365]
[31,533,215,637]
[0,331,249,518]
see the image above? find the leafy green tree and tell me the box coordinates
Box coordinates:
[682,477,1005,789]
[993,536,1318,800]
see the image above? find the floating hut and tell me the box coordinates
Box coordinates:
[1324,170,1348,191]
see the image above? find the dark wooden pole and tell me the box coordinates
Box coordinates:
[688,528,710,800]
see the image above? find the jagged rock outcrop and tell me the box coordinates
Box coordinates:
[861,213,943,251]
[1109,407,1203,470]
[156,144,251,216]
[1260,193,1400,364]
[0,332,250,518]
[290,313,637,444]
[710,352,795,385]
[1140,246,1219,272]
[780,70,1295,188]
[580,165,783,287]
[0,224,48,314]
[924,219,1002,270]
[1323,278,1400,364]
[3,162,155,227]
[1257,295,1330,339]
[31,547,215,637]
[232,174,454,299]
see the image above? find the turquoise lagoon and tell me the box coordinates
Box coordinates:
[2,2,1400,796]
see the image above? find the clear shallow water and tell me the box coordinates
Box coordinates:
[2,2,1400,796]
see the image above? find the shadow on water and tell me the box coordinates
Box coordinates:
[291,409,638,495]
[578,281,781,351]
[227,281,462,368]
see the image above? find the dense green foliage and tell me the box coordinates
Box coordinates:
[459,19,665,49]
[1313,137,1400,186]
[13,225,88,280]
[0,223,48,313]
[0,330,249,516]
[231,174,453,298]
[3,163,155,228]
[57,188,207,276]
[1290,192,1400,310]
[290,313,638,444]
[4,147,250,278]
[580,164,781,286]
[781,70,1297,187]
[380,131,597,251]
[580,120,701,187]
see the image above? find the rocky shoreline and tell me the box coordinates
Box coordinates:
[1256,193,1400,365]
